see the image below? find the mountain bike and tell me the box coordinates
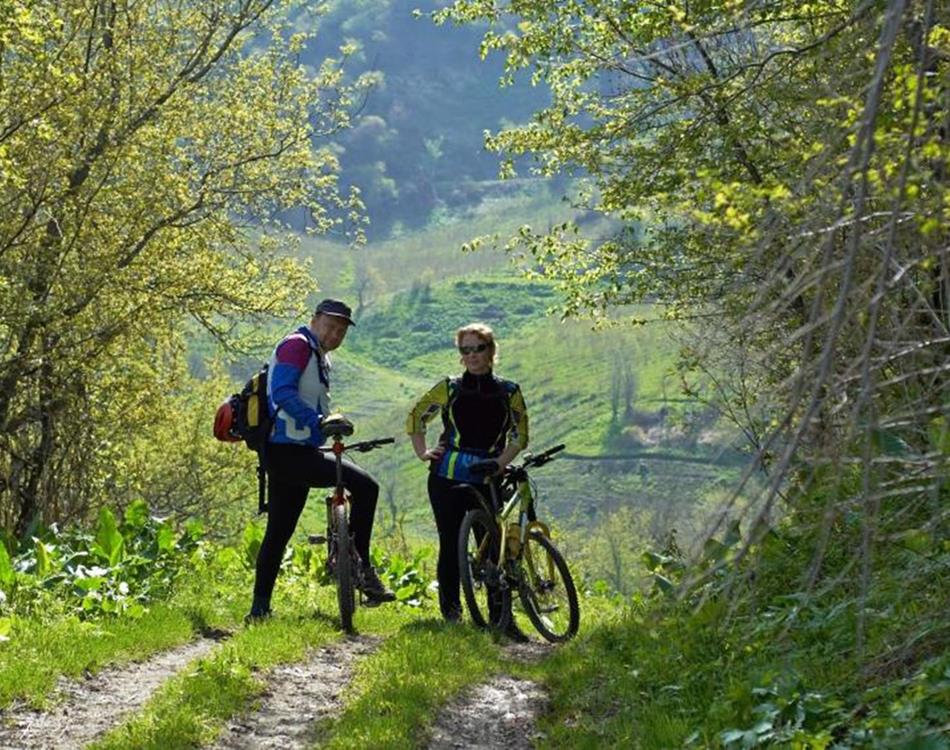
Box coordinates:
[307,415,393,633]
[458,444,580,642]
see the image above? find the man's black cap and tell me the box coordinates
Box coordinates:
[314,298,356,326]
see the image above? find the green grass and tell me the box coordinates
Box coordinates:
[315,612,505,749]
[90,606,342,750]
[0,603,199,709]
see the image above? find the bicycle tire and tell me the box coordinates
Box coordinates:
[334,503,356,632]
[458,508,510,631]
[518,530,579,642]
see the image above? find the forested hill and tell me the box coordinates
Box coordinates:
[299,0,550,238]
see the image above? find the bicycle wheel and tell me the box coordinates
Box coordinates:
[458,508,510,630]
[333,503,356,632]
[518,530,579,642]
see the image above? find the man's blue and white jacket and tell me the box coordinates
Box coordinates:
[266,326,330,447]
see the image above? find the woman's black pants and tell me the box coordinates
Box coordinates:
[427,473,490,619]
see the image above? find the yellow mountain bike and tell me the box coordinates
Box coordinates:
[458,444,580,642]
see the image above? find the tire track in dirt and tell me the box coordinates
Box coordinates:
[210,634,380,750]
[0,636,222,750]
[426,640,554,750]
[426,675,549,750]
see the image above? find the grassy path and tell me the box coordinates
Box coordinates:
[211,634,380,750]
[0,637,221,750]
[2,561,598,749]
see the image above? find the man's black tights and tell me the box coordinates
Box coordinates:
[253,443,379,604]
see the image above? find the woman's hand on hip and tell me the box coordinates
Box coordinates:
[421,446,446,462]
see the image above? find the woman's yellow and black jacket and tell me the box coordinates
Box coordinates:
[406,370,528,483]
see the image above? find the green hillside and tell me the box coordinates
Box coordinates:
[316,281,749,574]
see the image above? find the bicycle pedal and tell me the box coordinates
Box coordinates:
[308,534,327,544]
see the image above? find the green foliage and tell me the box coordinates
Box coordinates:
[527,478,950,747]
[0,0,367,536]
[0,501,205,622]
[371,547,433,607]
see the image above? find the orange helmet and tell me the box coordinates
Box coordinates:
[213,399,241,442]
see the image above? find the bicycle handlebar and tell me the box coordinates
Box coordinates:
[521,443,565,469]
[319,436,395,454]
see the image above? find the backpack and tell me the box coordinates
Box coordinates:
[214,363,275,451]
[213,363,277,514]
[214,364,273,451]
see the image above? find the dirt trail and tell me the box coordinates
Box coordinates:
[426,675,549,750]
[0,637,220,750]
[426,640,554,749]
[211,634,380,750]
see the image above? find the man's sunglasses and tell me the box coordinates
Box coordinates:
[459,343,489,355]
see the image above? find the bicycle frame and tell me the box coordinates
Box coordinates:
[471,444,564,574]
[309,428,393,631]
[459,443,578,641]
[318,432,394,525]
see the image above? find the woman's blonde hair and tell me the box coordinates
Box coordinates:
[456,322,497,364]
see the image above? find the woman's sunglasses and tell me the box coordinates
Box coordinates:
[458,343,489,355]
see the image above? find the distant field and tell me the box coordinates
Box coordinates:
[297,185,606,301]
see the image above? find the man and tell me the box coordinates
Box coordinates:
[247,298,395,621]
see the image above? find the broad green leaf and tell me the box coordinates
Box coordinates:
[123,499,150,532]
[94,508,124,567]
[74,576,104,592]
[652,573,675,595]
[242,522,265,569]
[34,540,53,577]
[155,524,175,553]
[184,519,205,541]
[0,543,13,587]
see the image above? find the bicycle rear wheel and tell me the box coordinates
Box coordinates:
[333,503,356,632]
[519,531,579,642]
[458,508,510,631]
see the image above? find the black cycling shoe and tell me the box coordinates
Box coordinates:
[504,621,530,643]
[244,597,272,624]
[359,564,396,603]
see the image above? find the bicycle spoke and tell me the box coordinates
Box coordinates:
[518,531,579,642]
[459,508,510,630]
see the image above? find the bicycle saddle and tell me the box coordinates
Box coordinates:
[321,413,354,438]
[469,459,500,478]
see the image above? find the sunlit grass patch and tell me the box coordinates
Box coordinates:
[0,603,198,709]
[90,597,343,750]
[317,613,504,749]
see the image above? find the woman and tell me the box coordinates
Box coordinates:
[407,323,529,624]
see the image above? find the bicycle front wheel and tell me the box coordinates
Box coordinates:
[519,531,579,642]
[333,503,356,633]
[458,508,510,631]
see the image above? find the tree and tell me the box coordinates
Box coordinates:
[434,0,949,653]
[0,0,368,534]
